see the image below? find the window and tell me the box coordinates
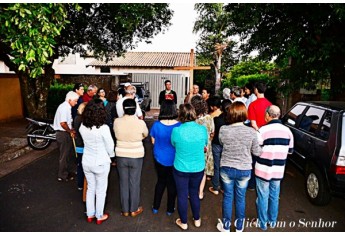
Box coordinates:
[318,111,332,140]
[100,66,110,73]
[284,105,307,126]
[300,107,325,135]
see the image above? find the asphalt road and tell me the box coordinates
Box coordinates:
[0,121,344,232]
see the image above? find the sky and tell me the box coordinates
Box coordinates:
[130,2,199,53]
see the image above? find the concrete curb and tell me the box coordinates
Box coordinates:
[0,137,32,164]
[0,143,57,179]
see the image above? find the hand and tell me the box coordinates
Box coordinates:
[70,130,76,138]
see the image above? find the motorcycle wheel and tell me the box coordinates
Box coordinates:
[27,129,52,150]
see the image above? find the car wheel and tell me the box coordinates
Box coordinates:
[305,164,331,206]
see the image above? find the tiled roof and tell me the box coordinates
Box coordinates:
[88,52,192,68]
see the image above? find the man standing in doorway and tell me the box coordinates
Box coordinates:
[159,80,177,105]
[255,105,294,230]
[53,91,79,182]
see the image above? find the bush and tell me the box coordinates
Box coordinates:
[321,89,331,101]
[222,73,273,89]
[46,81,74,119]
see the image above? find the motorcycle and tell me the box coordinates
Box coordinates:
[26,117,56,150]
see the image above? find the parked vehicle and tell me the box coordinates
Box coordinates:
[118,82,151,111]
[281,101,345,205]
[26,118,56,150]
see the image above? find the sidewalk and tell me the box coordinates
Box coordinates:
[0,118,57,178]
[0,109,160,179]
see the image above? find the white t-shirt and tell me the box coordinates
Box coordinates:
[116,96,143,118]
[53,101,73,131]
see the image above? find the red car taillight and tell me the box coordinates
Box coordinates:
[335,166,345,175]
[333,156,345,175]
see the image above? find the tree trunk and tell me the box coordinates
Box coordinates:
[215,54,222,94]
[18,65,55,119]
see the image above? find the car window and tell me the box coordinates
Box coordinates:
[135,86,144,99]
[300,107,325,135]
[318,110,332,140]
[284,105,307,126]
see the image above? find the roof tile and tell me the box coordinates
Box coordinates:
[88,52,192,68]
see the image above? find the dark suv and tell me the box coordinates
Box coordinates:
[282,101,345,205]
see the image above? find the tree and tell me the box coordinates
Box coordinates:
[193,3,238,95]
[0,3,173,118]
[222,59,277,89]
[224,3,345,98]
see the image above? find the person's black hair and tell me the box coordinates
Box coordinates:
[96,88,106,98]
[208,97,222,108]
[165,80,171,85]
[82,98,106,129]
[73,83,84,92]
[158,100,178,120]
[191,95,208,116]
[254,82,267,94]
[221,99,232,112]
[123,99,136,115]
[244,82,254,94]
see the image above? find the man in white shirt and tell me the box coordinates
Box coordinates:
[53,91,79,182]
[116,84,143,119]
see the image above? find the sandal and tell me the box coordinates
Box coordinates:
[175,218,188,230]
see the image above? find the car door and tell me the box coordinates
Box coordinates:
[298,107,326,165]
[282,104,308,169]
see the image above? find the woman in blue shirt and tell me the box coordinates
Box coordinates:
[171,103,208,230]
[150,100,181,216]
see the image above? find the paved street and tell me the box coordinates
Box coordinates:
[0,119,344,232]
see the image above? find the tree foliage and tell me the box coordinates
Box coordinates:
[222,59,277,89]
[224,3,345,97]
[193,3,238,94]
[0,3,71,78]
[0,3,173,117]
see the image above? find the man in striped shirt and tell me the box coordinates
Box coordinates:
[255,105,294,230]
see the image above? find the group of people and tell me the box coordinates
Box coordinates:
[53,82,147,224]
[52,79,294,231]
[156,80,294,232]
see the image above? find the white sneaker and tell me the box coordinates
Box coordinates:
[194,219,201,227]
[217,219,230,232]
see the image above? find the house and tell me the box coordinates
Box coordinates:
[0,49,204,121]
[87,51,196,108]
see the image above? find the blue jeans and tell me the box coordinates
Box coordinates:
[256,178,281,230]
[220,167,251,231]
[76,152,84,189]
[211,144,222,190]
[248,155,258,189]
[173,168,204,224]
